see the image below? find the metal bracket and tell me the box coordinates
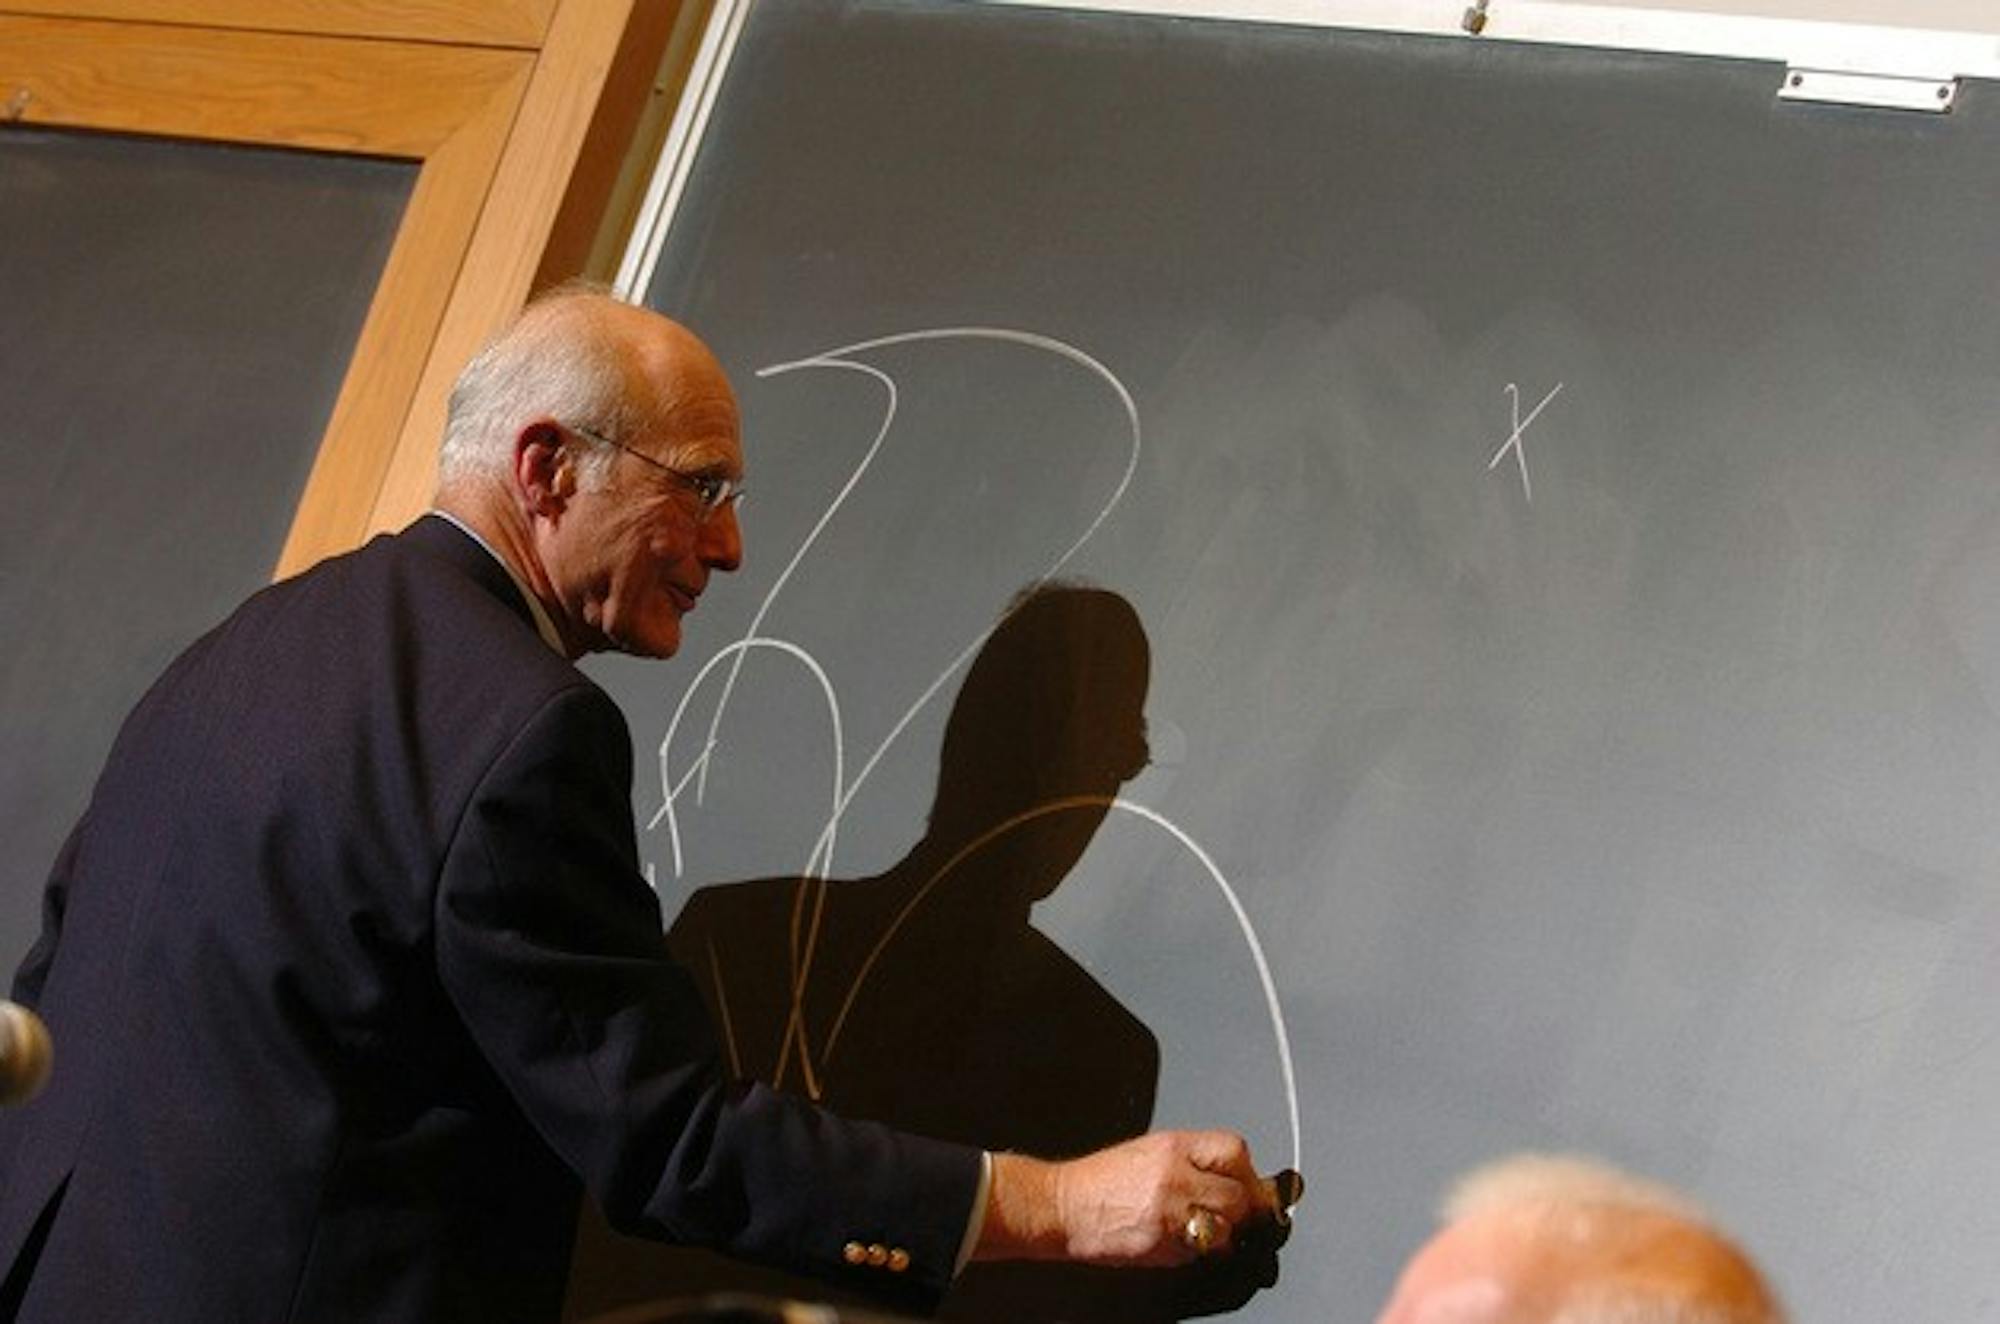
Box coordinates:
[1778,67,1958,112]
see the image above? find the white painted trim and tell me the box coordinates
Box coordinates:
[978,0,2000,77]
[615,0,757,300]
[1475,1,1999,76]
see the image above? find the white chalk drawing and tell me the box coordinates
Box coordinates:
[1488,380,1564,503]
[644,327,1302,1174]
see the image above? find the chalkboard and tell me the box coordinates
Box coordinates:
[578,3,2000,1321]
[0,129,413,972]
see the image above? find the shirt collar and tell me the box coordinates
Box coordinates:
[429,509,568,657]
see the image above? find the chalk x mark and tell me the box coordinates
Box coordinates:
[1488,380,1563,503]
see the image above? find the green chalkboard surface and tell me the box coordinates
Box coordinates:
[578,3,2000,1320]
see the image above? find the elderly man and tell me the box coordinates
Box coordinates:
[0,289,1276,1324]
[1374,1153,1785,1324]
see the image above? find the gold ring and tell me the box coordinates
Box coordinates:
[1181,1207,1223,1255]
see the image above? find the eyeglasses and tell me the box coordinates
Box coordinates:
[564,423,745,522]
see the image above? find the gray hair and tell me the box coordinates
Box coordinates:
[1442,1153,1707,1228]
[1443,1154,1785,1324]
[1550,1305,1747,1324]
[436,286,642,491]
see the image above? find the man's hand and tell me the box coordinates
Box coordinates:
[975,1131,1282,1267]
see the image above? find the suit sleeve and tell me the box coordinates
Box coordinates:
[11,816,85,1006]
[433,683,982,1312]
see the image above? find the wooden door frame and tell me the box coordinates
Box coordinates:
[0,0,677,576]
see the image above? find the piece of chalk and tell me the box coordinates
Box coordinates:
[1264,1168,1305,1225]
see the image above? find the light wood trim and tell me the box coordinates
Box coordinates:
[0,17,527,154]
[574,0,719,284]
[361,0,647,540]
[0,14,538,577]
[275,63,535,575]
[5,0,660,576]
[0,0,555,48]
[534,0,689,290]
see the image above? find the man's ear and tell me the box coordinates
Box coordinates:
[515,422,574,518]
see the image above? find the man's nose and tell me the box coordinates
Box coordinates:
[702,501,744,572]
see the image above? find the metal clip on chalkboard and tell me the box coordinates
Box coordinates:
[1779,67,1960,111]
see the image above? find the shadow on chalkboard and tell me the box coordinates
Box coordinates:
[569,584,1273,1321]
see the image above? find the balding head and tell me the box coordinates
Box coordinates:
[1375,1155,1785,1324]
[438,285,728,493]
[432,284,744,658]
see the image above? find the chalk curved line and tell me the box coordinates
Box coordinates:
[647,635,845,887]
[695,328,1141,836]
[644,634,847,1094]
[820,795,1303,1176]
[693,356,897,805]
[773,328,1146,1093]
[703,935,742,1079]
[764,326,1141,582]
[662,327,1146,1096]
[786,327,1142,879]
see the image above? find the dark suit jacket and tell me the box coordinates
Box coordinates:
[0,517,978,1324]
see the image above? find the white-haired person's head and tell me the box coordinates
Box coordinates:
[436,279,642,493]
[1373,1154,1785,1324]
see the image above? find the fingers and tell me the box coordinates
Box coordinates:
[1163,1132,1272,1262]
[1186,1129,1259,1184]
[1172,1144,1306,1266]
[1031,1130,1288,1270]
